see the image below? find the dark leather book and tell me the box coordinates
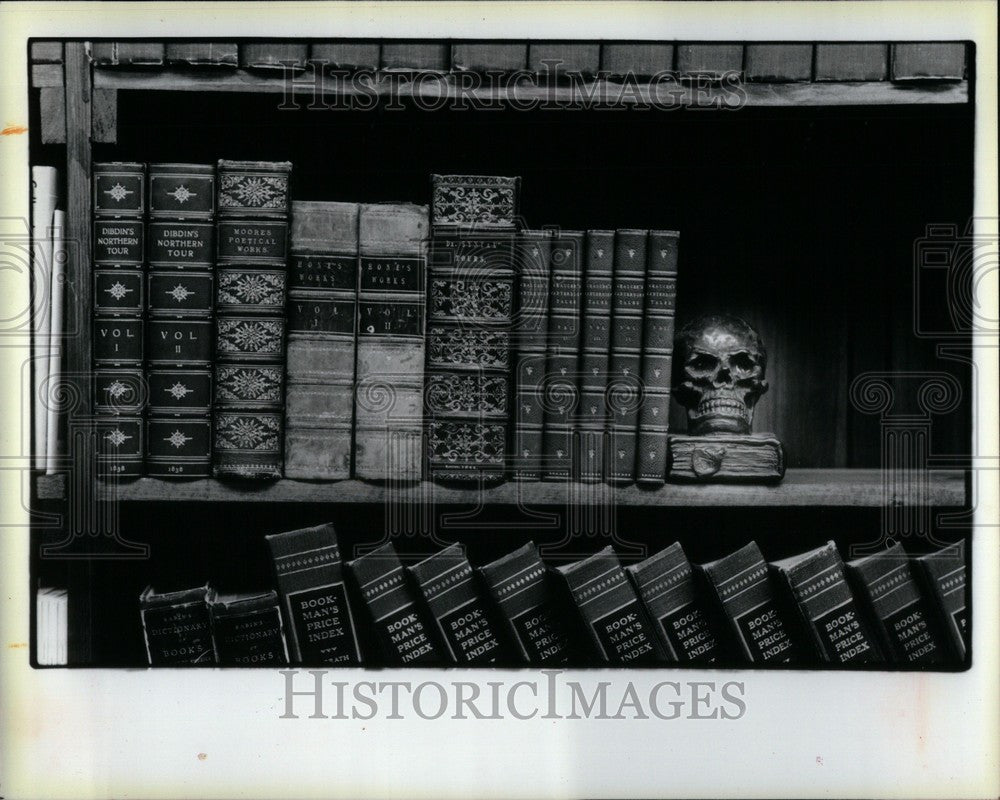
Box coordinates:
[541,232,585,481]
[213,160,291,480]
[265,523,361,665]
[427,174,519,483]
[913,540,968,661]
[239,43,308,71]
[771,541,883,665]
[145,163,216,477]
[636,230,679,485]
[891,43,966,80]
[846,543,948,666]
[512,230,553,481]
[93,162,146,478]
[139,584,216,666]
[625,542,722,663]
[408,543,508,665]
[699,541,801,664]
[557,546,663,664]
[605,229,646,484]
[577,230,615,482]
[284,201,359,480]
[355,203,429,482]
[91,42,164,67]
[479,542,571,665]
[210,591,289,666]
[165,43,239,67]
[348,542,440,665]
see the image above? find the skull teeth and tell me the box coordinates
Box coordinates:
[693,398,749,419]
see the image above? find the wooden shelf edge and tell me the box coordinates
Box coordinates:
[94,69,969,106]
[42,468,969,507]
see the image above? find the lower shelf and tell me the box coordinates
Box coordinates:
[38,468,968,506]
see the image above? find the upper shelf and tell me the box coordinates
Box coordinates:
[92,69,969,107]
[36,469,967,507]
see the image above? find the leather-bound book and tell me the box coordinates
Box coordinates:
[212,160,291,480]
[479,542,571,664]
[284,201,359,480]
[556,546,663,664]
[145,163,216,477]
[635,230,679,485]
[427,174,519,483]
[511,230,553,481]
[239,43,308,71]
[699,541,801,664]
[265,523,361,665]
[210,591,289,666]
[348,542,441,665]
[92,162,146,478]
[626,542,722,663]
[451,42,528,73]
[540,232,585,481]
[310,43,381,71]
[139,584,217,666]
[576,230,615,482]
[165,43,239,67]
[381,42,450,72]
[846,543,948,666]
[355,202,430,482]
[91,42,165,66]
[605,229,646,484]
[408,543,508,664]
[913,540,968,661]
[771,541,883,665]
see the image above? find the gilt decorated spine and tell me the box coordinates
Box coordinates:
[139,584,217,666]
[355,203,429,481]
[145,163,215,477]
[284,201,359,480]
[209,591,289,666]
[92,162,146,477]
[212,160,291,480]
[348,542,440,665]
[541,232,585,481]
[265,523,361,665]
[913,541,968,661]
[557,546,662,664]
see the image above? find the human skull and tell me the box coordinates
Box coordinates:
[673,314,768,435]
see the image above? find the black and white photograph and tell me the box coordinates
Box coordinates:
[1,2,997,798]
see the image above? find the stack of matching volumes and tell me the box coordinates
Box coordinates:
[213,160,292,479]
[92,162,146,477]
[138,531,969,669]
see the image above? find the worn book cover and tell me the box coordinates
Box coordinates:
[265,523,361,665]
[408,543,508,665]
[771,541,883,665]
[699,541,801,664]
[626,542,721,663]
[348,542,441,665]
[557,546,663,664]
[139,584,217,666]
[912,540,969,661]
[355,202,429,482]
[479,542,571,664]
[209,590,289,666]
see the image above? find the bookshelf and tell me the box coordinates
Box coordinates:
[29,39,975,667]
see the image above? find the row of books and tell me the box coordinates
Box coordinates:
[35,586,68,666]
[139,527,968,668]
[92,162,680,485]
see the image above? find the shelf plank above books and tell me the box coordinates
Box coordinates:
[92,69,969,107]
[36,468,966,507]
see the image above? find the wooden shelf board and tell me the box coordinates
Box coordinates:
[94,69,969,106]
[65,469,968,507]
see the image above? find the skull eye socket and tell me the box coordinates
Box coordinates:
[688,353,719,373]
[729,351,756,373]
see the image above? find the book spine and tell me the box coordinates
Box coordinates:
[139,590,216,666]
[541,233,585,481]
[635,230,678,485]
[284,203,359,480]
[425,235,515,483]
[848,547,948,666]
[145,164,216,477]
[92,162,146,477]
[239,43,309,71]
[605,229,647,484]
[512,232,553,481]
[165,42,239,67]
[212,161,291,480]
[355,204,429,481]
[211,597,289,666]
[914,542,968,661]
[577,230,615,482]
